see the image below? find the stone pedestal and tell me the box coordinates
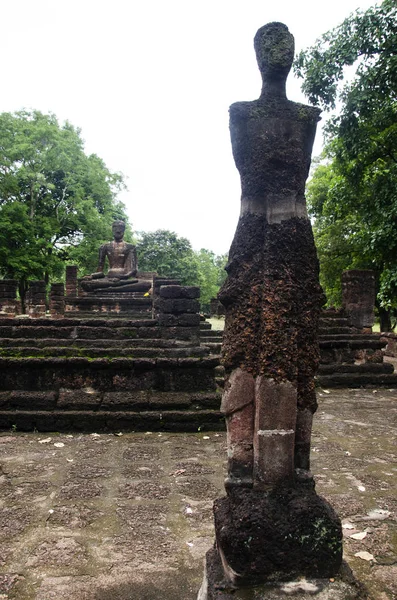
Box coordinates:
[342,270,376,331]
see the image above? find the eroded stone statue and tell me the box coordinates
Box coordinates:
[218,21,324,491]
[198,23,343,597]
[90,220,137,280]
[81,220,140,292]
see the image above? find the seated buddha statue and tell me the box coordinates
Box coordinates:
[81,220,142,292]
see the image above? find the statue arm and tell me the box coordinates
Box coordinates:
[125,244,138,277]
[97,244,107,272]
[88,244,107,279]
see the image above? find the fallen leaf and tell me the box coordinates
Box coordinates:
[364,509,390,521]
[91,433,100,438]
[342,523,355,530]
[355,551,375,562]
[350,531,367,540]
[322,389,331,394]
[38,438,51,444]
[203,436,210,440]
[54,442,65,448]
[114,432,123,437]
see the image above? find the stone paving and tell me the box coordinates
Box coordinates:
[0,388,396,599]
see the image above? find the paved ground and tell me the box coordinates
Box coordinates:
[0,388,396,600]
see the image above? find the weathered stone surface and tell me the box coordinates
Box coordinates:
[160,285,201,299]
[214,482,342,585]
[156,298,201,314]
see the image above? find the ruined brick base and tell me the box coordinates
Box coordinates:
[198,549,368,599]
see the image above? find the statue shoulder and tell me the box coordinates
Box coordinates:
[229,100,258,122]
[124,242,136,251]
[288,101,321,124]
[100,242,112,252]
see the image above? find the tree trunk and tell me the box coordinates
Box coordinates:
[379,307,391,332]
[18,279,27,314]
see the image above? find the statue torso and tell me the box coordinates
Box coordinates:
[229,98,320,222]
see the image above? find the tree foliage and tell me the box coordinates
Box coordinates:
[0,110,128,298]
[295,0,397,318]
[136,230,227,308]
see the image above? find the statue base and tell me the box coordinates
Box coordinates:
[198,549,367,599]
[198,479,350,599]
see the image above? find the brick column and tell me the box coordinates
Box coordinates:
[50,283,65,317]
[155,284,201,343]
[0,280,20,317]
[342,269,376,331]
[26,280,47,317]
[66,265,78,297]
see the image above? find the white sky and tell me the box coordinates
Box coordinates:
[1,0,377,255]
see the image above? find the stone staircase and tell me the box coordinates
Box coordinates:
[200,312,397,388]
[0,316,223,432]
[317,309,397,387]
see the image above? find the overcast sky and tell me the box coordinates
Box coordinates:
[1,0,378,255]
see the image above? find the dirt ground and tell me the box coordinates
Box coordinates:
[0,388,396,600]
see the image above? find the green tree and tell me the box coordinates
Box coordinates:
[194,249,228,309]
[136,230,200,285]
[136,230,228,309]
[295,0,397,328]
[0,110,127,304]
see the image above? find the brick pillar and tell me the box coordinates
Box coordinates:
[0,280,20,317]
[342,269,376,332]
[155,284,201,343]
[152,277,181,318]
[26,280,47,317]
[50,283,65,317]
[66,265,78,297]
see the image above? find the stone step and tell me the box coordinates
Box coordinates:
[0,345,210,359]
[0,325,162,340]
[0,390,222,411]
[318,363,394,375]
[319,318,350,327]
[316,372,397,388]
[319,333,383,341]
[0,338,198,349]
[202,342,222,353]
[320,310,347,319]
[0,317,157,327]
[319,339,386,350]
[0,356,220,393]
[65,312,153,319]
[0,408,224,433]
[319,327,353,335]
[200,329,223,338]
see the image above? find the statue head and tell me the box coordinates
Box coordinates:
[254,22,294,88]
[112,220,126,242]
